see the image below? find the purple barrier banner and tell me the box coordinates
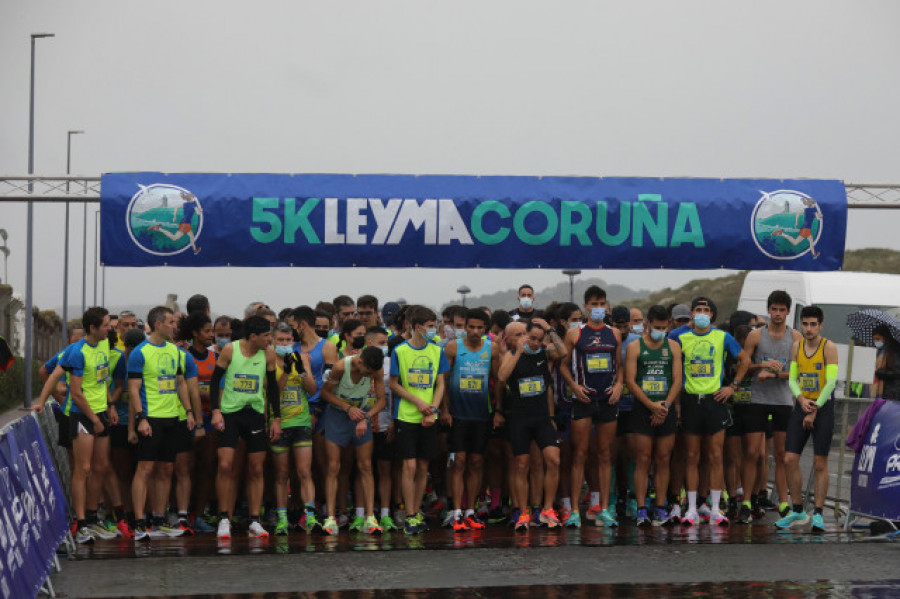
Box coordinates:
[850,400,900,521]
[0,416,69,599]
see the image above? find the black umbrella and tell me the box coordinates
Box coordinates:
[846,309,900,346]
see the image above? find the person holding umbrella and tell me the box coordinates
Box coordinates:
[873,325,900,400]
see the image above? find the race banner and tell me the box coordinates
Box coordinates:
[0,416,69,599]
[100,174,847,270]
[850,400,900,522]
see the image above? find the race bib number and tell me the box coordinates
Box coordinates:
[733,389,751,404]
[282,386,300,405]
[408,368,433,389]
[199,381,210,394]
[518,376,545,398]
[95,363,110,384]
[233,374,259,394]
[157,374,176,394]
[689,359,714,378]
[586,353,612,374]
[459,375,483,392]
[642,376,668,395]
[799,373,820,392]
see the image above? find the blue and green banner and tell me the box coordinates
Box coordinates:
[100,173,846,270]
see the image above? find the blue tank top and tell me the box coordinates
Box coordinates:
[296,338,326,405]
[570,324,619,403]
[448,339,492,421]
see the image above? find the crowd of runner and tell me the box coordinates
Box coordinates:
[34,285,841,543]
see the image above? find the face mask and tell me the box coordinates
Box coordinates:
[590,307,606,323]
[274,344,293,357]
[455,328,466,339]
[519,297,533,310]
[523,342,541,355]
[379,346,389,357]
[315,328,329,339]
[693,314,711,329]
[568,322,581,329]
[215,337,230,349]
[425,328,437,340]
[650,329,666,342]
[351,336,366,350]
[633,324,644,335]
[875,341,885,349]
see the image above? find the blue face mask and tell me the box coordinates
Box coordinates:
[694,314,711,329]
[425,328,437,340]
[633,324,644,335]
[216,337,230,349]
[568,322,581,329]
[875,341,885,350]
[590,307,606,323]
[454,328,466,339]
[523,342,541,355]
[650,329,666,342]
[274,344,293,357]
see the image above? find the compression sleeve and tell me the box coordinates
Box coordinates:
[266,369,280,418]
[209,366,226,410]
[788,361,802,398]
[817,363,838,407]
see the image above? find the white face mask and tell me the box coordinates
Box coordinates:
[519,297,533,310]
[632,324,644,335]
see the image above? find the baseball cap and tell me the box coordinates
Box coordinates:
[381,302,401,327]
[691,296,717,315]
[671,304,691,321]
[611,305,630,324]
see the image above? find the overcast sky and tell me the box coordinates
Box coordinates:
[2,1,899,319]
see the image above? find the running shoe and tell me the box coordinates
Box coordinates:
[758,493,777,510]
[464,515,486,530]
[565,510,582,528]
[585,504,603,521]
[133,524,150,542]
[777,502,791,518]
[698,503,712,522]
[75,526,94,544]
[771,229,784,237]
[413,511,429,533]
[476,501,490,520]
[103,519,119,535]
[636,507,651,528]
[514,513,529,532]
[539,508,561,528]
[248,521,269,538]
[364,515,383,535]
[752,503,767,520]
[681,508,699,527]
[442,511,457,529]
[88,523,117,540]
[148,224,161,231]
[597,508,618,528]
[507,508,522,528]
[811,513,825,533]
[626,498,638,520]
[487,507,507,525]
[452,517,468,533]
[116,519,135,539]
[337,513,349,529]
[668,503,682,524]
[737,503,753,524]
[711,510,730,527]
[403,514,419,536]
[176,518,195,536]
[275,519,289,536]
[394,507,408,525]
[154,523,185,538]
[322,516,339,536]
[350,515,366,532]
[379,514,398,531]
[531,507,542,525]
[303,511,322,534]
[652,506,670,527]
[775,510,810,529]
[558,506,572,523]
[193,516,215,534]
[726,498,739,520]
[217,518,232,539]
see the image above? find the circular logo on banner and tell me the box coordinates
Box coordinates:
[751,190,823,260]
[126,184,203,256]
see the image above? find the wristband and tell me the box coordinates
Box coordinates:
[185,409,194,414]
[134,411,146,423]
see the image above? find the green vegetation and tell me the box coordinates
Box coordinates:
[0,358,42,413]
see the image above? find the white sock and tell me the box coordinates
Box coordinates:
[453,508,462,520]
[710,490,722,513]
[380,508,390,518]
[590,492,600,506]
[355,507,364,518]
[561,497,572,510]
[464,509,475,518]
[687,491,698,511]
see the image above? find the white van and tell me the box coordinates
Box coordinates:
[737,271,900,345]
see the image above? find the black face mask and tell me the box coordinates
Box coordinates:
[315,328,329,339]
[351,336,366,350]
[292,329,301,343]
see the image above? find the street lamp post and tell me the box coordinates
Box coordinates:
[0,230,8,284]
[25,32,54,409]
[457,285,471,307]
[63,129,84,343]
[562,269,582,303]
[93,210,100,305]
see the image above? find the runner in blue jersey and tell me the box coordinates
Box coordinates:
[148,191,202,254]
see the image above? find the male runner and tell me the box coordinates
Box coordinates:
[148,191,202,254]
[509,284,536,322]
[625,305,683,527]
[113,310,138,351]
[738,291,801,523]
[560,285,623,528]
[209,315,281,538]
[442,309,500,531]
[772,196,821,259]
[775,306,838,532]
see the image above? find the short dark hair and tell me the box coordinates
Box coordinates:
[333,295,354,311]
[443,305,467,322]
[800,305,824,323]
[490,310,511,330]
[213,315,232,328]
[408,306,437,328]
[360,346,384,371]
[465,309,490,327]
[734,324,752,344]
[357,295,379,311]
[556,302,581,323]
[518,284,534,295]
[647,305,669,323]
[584,285,606,303]
[244,315,272,336]
[82,306,109,334]
[146,306,173,332]
[767,290,792,309]
[186,294,210,314]
[525,321,546,336]
[315,301,335,319]
[366,326,388,339]
[176,311,211,342]
[341,318,364,338]
[291,306,316,328]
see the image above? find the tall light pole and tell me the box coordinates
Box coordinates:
[93,210,100,305]
[63,129,84,343]
[456,285,471,307]
[25,32,54,409]
[0,230,9,284]
[562,269,581,303]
